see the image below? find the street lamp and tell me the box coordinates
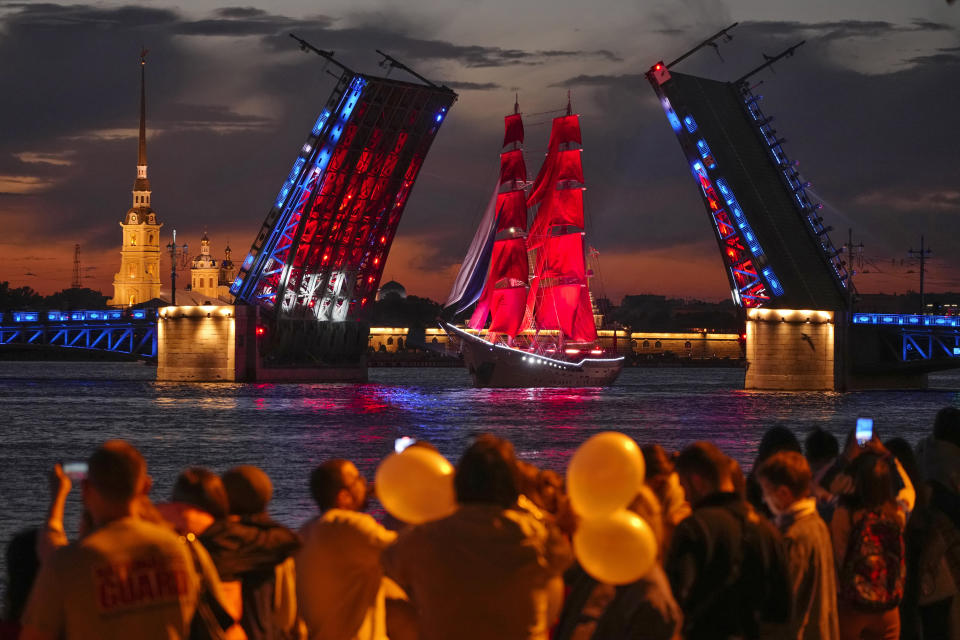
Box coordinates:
[166,229,189,305]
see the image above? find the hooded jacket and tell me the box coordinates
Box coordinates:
[200,514,301,640]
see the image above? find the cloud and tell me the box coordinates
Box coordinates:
[549,74,648,89]
[0,175,57,194]
[905,46,960,65]
[13,151,74,166]
[854,189,960,212]
[440,80,501,91]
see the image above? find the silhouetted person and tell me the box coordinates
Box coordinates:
[909,407,960,639]
[805,428,840,522]
[297,459,399,640]
[200,465,300,640]
[1,529,40,639]
[383,434,572,640]
[832,453,906,640]
[642,444,690,552]
[747,426,802,517]
[21,440,201,640]
[555,485,682,640]
[667,441,790,640]
[157,467,230,536]
[758,451,839,639]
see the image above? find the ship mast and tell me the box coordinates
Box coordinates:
[524,97,597,353]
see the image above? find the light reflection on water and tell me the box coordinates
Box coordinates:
[0,360,958,584]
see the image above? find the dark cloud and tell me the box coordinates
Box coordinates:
[740,18,956,43]
[441,80,502,91]
[906,45,960,65]
[216,7,269,19]
[549,74,648,89]
[263,27,620,68]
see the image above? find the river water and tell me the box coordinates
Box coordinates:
[1,361,959,590]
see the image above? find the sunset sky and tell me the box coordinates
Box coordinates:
[1,0,958,303]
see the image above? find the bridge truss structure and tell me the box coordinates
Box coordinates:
[646,44,850,311]
[231,42,457,324]
[0,310,157,359]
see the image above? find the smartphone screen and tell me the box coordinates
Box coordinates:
[855,418,874,446]
[63,462,88,480]
[394,437,416,454]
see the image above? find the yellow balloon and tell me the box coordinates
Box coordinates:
[573,510,657,585]
[567,432,645,518]
[375,447,456,524]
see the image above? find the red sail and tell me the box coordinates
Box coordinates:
[548,115,581,150]
[488,237,527,286]
[528,188,584,246]
[503,113,524,148]
[536,233,586,281]
[571,286,598,342]
[526,148,582,206]
[495,190,527,232]
[488,287,527,336]
[557,149,583,183]
[535,284,582,334]
[468,295,491,330]
[499,149,526,185]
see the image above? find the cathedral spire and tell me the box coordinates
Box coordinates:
[138,47,148,168]
[132,48,151,206]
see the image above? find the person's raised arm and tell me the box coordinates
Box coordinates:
[36,463,71,564]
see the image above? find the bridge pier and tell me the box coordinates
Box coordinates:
[156,305,367,382]
[745,308,838,391]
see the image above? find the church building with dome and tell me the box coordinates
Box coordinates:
[188,232,236,303]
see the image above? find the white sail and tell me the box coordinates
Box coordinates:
[444,186,499,311]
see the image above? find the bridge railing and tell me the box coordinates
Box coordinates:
[852,313,960,327]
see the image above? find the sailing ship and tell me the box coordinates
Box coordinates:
[443,98,624,388]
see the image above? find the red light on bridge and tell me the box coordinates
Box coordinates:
[255,326,266,337]
[373,257,379,265]
[380,236,387,244]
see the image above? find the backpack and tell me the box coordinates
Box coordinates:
[839,508,905,611]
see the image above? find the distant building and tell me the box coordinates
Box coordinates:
[190,233,219,301]
[184,233,235,304]
[377,280,407,301]
[109,52,162,307]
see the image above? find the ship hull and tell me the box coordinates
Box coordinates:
[448,325,624,388]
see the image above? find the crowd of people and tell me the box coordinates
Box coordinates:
[1,407,959,640]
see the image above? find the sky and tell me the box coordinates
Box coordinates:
[1,0,958,303]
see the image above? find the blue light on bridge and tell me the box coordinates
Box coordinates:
[853,313,960,327]
[683,115,697,133]
[661,98,683,132]
[716,178,734,204]
[954,347,960,356]
[312,110,332,136]
[13,312,39,322]
[761,267,784,296]
[131,309,147,320]
[47,311,62,321]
